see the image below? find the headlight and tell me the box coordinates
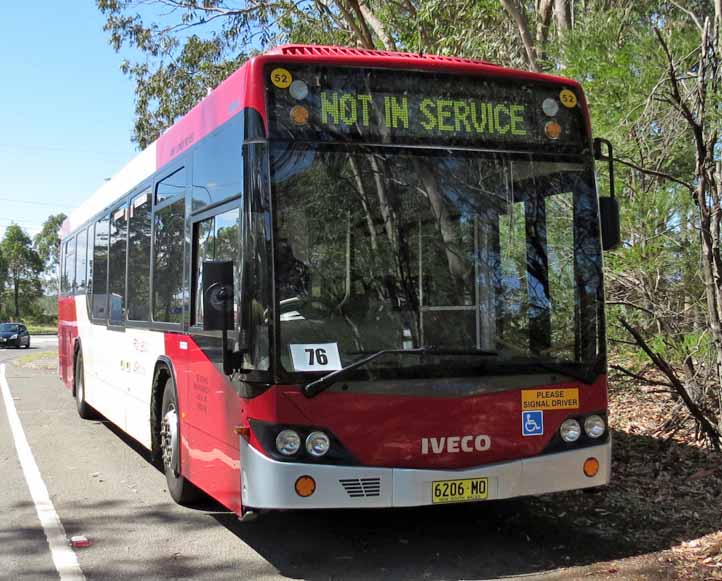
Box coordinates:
[560,419,581,443]
[306,431,330,457]
[275,429,301,456]
[10,334,17,340]
[584,415,606,438]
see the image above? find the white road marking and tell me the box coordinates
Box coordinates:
[0,364,85,581]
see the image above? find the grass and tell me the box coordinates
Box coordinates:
[26,325,57,335]
[12,350,57,370]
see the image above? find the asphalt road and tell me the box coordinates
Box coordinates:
[0,339,658,580]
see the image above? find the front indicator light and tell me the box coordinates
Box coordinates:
[584,415,606,438]
[306,431,330,457]
[290,105,310,125]
[295,475,316,497]
[544,120,562,139]
[560,419,581,442]
[276,429,301,456]
[583,457,600,478]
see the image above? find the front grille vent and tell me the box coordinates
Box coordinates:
[340,477,381,498]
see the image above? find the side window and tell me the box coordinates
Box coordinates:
[63,237,76,295]
[75,229,88,294]
[109,205,128,325]
[92,215,110,319]
[153,170,186,323]
[59,241,66,294]
[192,115,243,212]
[128,189,152,321]
[192,208,240,326]
[156,168,185,204]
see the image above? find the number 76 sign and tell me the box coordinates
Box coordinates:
[290,343,343,372]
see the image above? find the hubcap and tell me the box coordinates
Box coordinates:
[160,404,179,474]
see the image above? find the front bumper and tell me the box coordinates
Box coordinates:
[240,439,611,510]
[0,338,18,347]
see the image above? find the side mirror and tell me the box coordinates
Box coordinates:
[593,137,621,251]
[203,260,234,331]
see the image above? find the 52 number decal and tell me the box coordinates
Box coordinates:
[271,67,292,89]
[305,348,329,366]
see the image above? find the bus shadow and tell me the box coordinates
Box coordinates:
[99,417,722,579]
[212,428,722,580]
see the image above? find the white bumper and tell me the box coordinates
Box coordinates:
[240,439,611,510]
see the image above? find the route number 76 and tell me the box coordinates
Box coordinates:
[305,348,328,366]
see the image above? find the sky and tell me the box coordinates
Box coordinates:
[0,2,138,240]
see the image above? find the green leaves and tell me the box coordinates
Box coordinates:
[1,224,44,319]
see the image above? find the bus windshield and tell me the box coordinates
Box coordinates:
[271,143,603,382]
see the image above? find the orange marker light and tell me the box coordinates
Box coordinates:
[295,475,316,497]
[290,105,310,125]
[583,457,600,478]
[234,426,251,441]
[544,120,562,140]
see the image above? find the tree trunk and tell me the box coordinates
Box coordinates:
[13,274,19,319]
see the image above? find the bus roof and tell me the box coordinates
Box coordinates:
[62,44,583,237]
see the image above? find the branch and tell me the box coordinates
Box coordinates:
[499,0,539,71]
[610,364,675,388]
[670,0,704,33]
[618,316,721,451]
[612,155,694,192]
[359,3,395,50]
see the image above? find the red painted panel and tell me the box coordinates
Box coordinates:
[156,63,255,169]
[164,334,244,514]
[246,376,608,470]
[57,296,77,390]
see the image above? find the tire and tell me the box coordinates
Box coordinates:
[25,338,30,349]
[160,375,201,505]
[74,351,96,419]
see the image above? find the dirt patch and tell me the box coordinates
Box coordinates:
[529,381,722,579]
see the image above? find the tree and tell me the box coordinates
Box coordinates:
[34,213,67,270]
[0,246,7,318]
[1,224,44,320]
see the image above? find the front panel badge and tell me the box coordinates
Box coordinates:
[522,410,544,436]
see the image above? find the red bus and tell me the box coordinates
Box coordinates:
[58,44,618,519]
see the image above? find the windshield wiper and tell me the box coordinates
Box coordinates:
[302,347,498,397]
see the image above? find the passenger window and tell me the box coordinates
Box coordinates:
[127,189,152,321]
[75,229,88,293]
[153,198,185,323]
[192,208,240,326]
[62,237,76,295]
[156,168,185,204]
[92,215,110,319]
[59,241,66,294]
[109,205,128,325]
[192,115,243,211]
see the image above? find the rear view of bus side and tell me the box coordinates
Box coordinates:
[58,45,612,519]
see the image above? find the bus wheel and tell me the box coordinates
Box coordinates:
[74,351,96,419]
[160,378,201,505]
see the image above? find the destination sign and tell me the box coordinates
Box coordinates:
[266,65,586,149]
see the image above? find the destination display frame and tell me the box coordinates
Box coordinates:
[266,64,589,152]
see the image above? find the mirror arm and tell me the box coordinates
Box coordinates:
[593,137,615,200]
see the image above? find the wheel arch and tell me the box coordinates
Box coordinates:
[150,356,179,463]
[72,338,83,396]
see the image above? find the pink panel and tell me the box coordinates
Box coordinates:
[156,64,252,169]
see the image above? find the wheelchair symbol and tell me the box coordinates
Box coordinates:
[522,411,544,436]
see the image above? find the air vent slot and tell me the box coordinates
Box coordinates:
[340,477,381,498]
[267,44,493,67]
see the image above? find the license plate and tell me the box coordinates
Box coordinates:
[431,477,489,504]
